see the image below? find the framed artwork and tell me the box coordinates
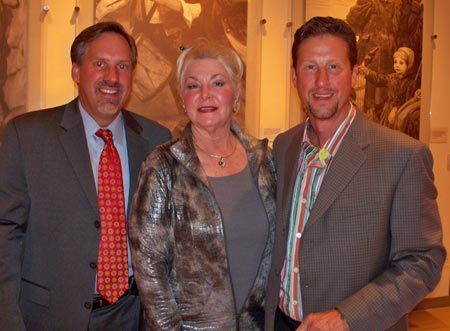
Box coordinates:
[304,0,432,141]
[95,0,247,137]
[0,0,27,142]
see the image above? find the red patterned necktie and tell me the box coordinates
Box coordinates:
[95,129,129,304]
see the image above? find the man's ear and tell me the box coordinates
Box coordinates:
[72,63,80,84]
[291,66,297,85]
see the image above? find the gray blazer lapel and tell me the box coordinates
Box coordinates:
[59,99,99,214]
[306,112,369,229]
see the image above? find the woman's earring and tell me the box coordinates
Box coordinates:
[232,100,239,113]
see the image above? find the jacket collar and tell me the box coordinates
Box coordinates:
[169,121,268,188]
[58,97,146,215]
[305,110,370,229]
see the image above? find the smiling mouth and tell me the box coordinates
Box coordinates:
[198,106,217,113]
[97,82,122,96]
[99,88,120,96]
[312,92,334,99]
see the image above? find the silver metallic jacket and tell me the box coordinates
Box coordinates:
[130,122,276,331]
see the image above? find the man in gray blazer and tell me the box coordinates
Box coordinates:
[265,17,446,331]
[0,22,171,330]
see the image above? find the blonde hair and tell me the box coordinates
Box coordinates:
[176,39,244,93]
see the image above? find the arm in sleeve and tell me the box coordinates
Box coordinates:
[0,121,30,330]
[129,149,181,331]
[336,144,446,330]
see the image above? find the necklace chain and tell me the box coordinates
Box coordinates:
[194,139,237,168]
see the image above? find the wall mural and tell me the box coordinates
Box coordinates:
[306,0,423,140]
[95,0,248,137]
[0,1,422,142]
[0,0,27,142]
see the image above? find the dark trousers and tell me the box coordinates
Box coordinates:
[88,277,144,330]
[88,293,143,331]
[275,307,301,331]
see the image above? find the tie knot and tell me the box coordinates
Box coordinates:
[96,129,113,144]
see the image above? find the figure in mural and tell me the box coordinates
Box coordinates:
[185,0,247,63]
[96,0,201,132]
[346,0,423,126]
[95,0,247,135]
[359,46,418,137]
[393,88,421,139]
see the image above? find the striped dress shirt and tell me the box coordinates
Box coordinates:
[279,104,356,321]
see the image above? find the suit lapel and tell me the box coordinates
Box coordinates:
[123,111,147,211]
[58,103,148,217]
[59,99,99,215]
[306,112,369,229]
[280,126,304,229]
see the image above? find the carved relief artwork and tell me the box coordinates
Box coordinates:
[0,0,27,141]
[95,0,247,137]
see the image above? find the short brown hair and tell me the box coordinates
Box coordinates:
[292,16,357,69]
[70,21,137,68]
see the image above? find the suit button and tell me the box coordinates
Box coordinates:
[94,221,100,228]
[84,302,92,309]
[90,262,97,269]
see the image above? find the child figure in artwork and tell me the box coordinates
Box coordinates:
[359,46,418,128]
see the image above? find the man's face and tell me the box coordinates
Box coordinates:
[71,32,133,127]
[292,34,358,124]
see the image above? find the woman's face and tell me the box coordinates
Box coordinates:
[181,58,239,132]
[393,56,408,76]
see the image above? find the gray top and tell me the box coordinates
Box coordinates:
[208,165,269,313]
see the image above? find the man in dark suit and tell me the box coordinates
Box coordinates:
[0,22,171,330]
[265,17,446,331]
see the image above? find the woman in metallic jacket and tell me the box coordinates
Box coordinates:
[129,40,276,330]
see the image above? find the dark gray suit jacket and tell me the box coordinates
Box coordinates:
[0,98,172,331]
[265,110,446,331]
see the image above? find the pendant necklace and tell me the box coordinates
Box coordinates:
[195,139,237,168]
